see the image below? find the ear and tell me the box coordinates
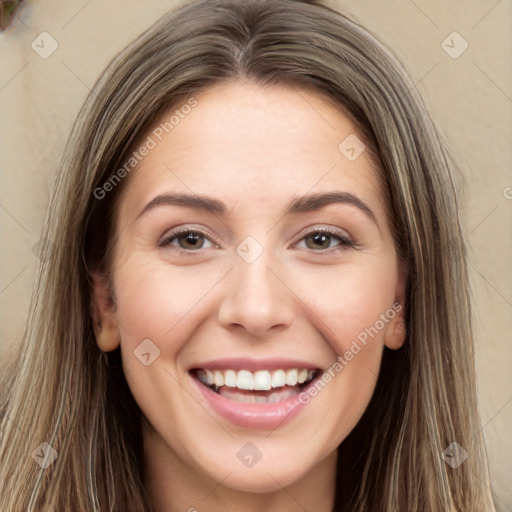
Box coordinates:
[384,268,407,350]
[90,270,121,352]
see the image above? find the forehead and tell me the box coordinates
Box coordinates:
[118,81,385,220]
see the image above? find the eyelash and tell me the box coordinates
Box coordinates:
[158,226,357,254]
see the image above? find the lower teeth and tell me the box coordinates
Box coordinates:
[212,384,309,404]
[220,387,297,403]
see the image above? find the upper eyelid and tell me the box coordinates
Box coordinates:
[294,227,356,250]
[159,226,220,248]
[159,225,354,249]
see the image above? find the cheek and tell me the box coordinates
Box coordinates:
[112,256,228,351]
[292,263,397,441]
[292,259,398,355]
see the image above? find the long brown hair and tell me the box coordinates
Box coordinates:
[0,0,496,510]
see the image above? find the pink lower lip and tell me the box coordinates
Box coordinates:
[191,374,308,431]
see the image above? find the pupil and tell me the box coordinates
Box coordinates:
[183,233,201,249]
[312,233,329,249]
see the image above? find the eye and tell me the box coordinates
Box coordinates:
[158,228,216,251]
[158,225,356,254]
[296,226,356,252]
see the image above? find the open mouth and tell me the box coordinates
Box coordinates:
[191,368,321,404]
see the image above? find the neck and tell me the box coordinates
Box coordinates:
[143,423,337,512]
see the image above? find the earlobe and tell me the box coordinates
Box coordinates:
[384,267,407,350]
[384,309,406,350]
[90,270,121,352]
[95,328,121,352]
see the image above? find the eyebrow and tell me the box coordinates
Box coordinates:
[136,191,377,224]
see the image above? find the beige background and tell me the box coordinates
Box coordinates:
[1,0,511,509]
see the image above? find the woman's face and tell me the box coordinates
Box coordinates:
[93,82,405,494]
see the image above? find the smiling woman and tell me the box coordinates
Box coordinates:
[0,1,497,511]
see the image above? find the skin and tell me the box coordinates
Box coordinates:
[91,81,406,512]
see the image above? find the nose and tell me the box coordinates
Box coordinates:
[217,248,295,338]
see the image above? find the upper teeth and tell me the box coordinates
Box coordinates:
[196,368,315,391]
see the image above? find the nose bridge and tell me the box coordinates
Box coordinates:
[217,235,294,336]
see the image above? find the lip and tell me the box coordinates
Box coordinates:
[191,374,314,430]
[189,357,322,372]
[189,358,323,430]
